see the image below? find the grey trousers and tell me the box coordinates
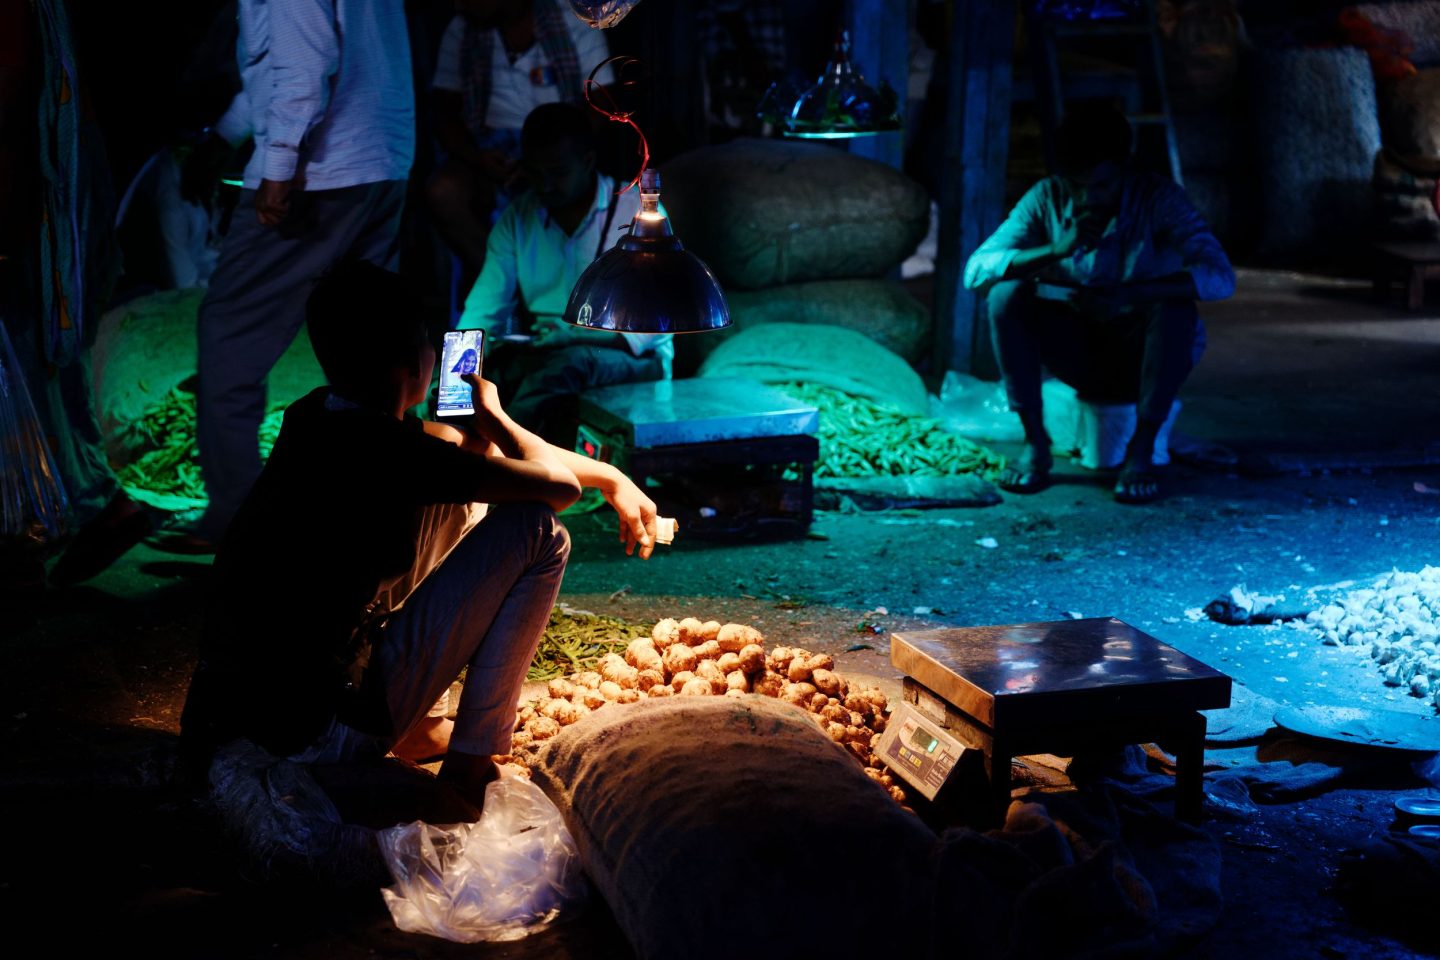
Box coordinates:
[294,501,571,765]
[195,181,406,542]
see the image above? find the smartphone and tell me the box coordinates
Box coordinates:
[437,329,485,417]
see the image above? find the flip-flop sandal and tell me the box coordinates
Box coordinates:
[1395,796,1440,819]
[997,468,1051,494]
[1114,470,1162,504]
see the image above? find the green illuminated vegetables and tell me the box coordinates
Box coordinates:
[116,385,285,501]
[526,607,654,681]
[777,383,1004,480]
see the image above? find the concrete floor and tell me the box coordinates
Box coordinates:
[1179,268,1440,472]
[2,270,1438,958]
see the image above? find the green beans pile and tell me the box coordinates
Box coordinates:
[778,382,1005,480]
[527,607,654,681]
[116,385,285,501]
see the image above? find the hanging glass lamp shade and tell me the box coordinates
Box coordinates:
[780,30,900,140]
[566,169,730,335]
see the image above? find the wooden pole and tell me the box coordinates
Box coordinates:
[933,0,1014,377]
[847,0,909,171]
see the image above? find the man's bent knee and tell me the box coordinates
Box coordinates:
[486,501,571,559]
[986,279,1033,324]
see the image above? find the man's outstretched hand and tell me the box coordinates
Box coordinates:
[255,178,293,226]
[604,475,659,559]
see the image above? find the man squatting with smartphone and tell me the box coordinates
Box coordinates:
[181,260,659,814]
[963,103,1234,505]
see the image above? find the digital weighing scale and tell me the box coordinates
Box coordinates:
[878,618,1232,822]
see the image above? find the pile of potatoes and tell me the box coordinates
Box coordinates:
[510,616,907,803]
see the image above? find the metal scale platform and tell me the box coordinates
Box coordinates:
[875,618,1232,823]
[577,378,819,539]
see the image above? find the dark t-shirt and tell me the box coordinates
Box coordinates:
[181,388,486,759]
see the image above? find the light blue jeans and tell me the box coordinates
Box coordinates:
[293,501,570,764]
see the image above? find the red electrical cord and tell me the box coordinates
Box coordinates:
[583,56,650,196]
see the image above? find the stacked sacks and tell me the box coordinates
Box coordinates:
[660,138,930,375]
[1373,68,1440,242]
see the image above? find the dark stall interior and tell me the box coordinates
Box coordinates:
[3,1,1440,957]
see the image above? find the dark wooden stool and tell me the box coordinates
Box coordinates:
[1373,241,1440,311]
[891,618,1232,824]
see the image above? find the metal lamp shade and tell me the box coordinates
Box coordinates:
[565,233,731,334]
[783,31,900,140]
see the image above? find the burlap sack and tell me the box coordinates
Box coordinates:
[1379,68,1440,162]
[661,138,929,290]
[674,278,931,377]
[1374,148,1440,241]
[1354,2,1440,67]
[1254,47,1383,258]
[523,696,939,960]
[697,322,930,414]
[91,288,325,466]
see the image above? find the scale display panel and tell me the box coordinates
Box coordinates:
[874,702,966,801]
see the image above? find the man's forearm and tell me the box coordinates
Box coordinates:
[462,421,619,492]
[551,447,623,493]
[1001,244,1066,281]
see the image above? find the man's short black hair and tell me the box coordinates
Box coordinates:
[521,102,596,154]
[306,260,429,397]
[1056,102,1133,176]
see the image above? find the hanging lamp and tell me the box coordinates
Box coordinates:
[565,58,730,335]
[566,0,644,29]
[765,30,901,140]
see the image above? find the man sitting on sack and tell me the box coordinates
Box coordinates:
[964,102,1235,503]
[181,261,661,812]
[456,102,672,450]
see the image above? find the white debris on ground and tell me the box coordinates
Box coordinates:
[1290,566,1440,711]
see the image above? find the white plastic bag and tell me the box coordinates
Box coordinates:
[377,775,587,943]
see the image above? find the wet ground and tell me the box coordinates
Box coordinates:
[3,270,1440,957]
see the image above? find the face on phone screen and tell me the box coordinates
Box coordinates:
[437,330,485,417]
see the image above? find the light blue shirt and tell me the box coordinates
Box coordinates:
[460,173,674,374]
[217,0,415,191]
[964,173,1236,302]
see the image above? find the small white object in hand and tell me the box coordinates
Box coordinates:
[654,517,678,545]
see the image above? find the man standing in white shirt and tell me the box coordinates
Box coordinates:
[171,0,416,552]
[964,104,1235,505]
[427,0,611,278]
[458,103,671,449]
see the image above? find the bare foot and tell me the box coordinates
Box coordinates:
[998,443,1053,494]
[391,716,453,763]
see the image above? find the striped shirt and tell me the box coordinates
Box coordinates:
[964,173,1236,302]
[218,0,415,191]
